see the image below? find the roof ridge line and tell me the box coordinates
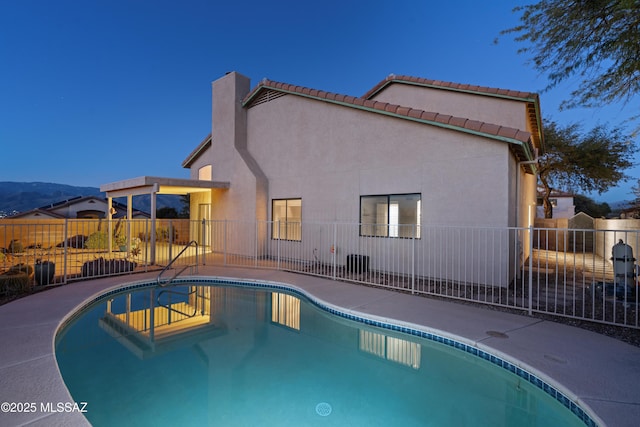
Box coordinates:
[243,79,531,145]
[362,74,539,101]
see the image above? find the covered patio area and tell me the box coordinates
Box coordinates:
[100,176,229,264]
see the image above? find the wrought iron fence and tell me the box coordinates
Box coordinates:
[206,220,640,329]
[1,218,638,329]
[0,218,198,289]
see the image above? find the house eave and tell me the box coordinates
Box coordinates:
[243,82,537,165]
[100,176,230,198]
[363,76,545,155]
[182,134,212,169]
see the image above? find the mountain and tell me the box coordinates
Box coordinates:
[0,182,184,216]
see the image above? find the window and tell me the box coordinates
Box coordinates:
[272,198,302,241]
[198,165,212,180]
[360,194,421,238]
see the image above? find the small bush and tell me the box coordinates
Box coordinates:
[81,258,137,277]
[0,272,31,295]
[57,235,88,248]
[8,240,23,254]
[9,263,34,276]
[156,227,178,243]
[138,227,178,243]
[85,231,111,250]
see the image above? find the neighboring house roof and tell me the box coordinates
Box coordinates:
[362,74,544,153]
[242,78,536,167]
[38,195,100,210]
[10,208,66,219]
[11,196,150,219]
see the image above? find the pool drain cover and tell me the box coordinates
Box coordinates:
[315,402,332,416]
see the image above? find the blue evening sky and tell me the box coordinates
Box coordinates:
[1,0,637,203]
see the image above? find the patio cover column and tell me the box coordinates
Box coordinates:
[102,183,159,265]
[107,197,113,256]
[127,194,132,252]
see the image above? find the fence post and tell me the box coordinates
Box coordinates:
[255,221,259,268]
[277,221,281,270]
[332,223,337,281]
[201,219,206,266]
[144,219,149,272]
[223,220,227,266]
[63,219,68,284]
[411,226,416,294]
[528,224,534,316]
[168,221,173,263]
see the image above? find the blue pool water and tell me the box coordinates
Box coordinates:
[55,279,594,426]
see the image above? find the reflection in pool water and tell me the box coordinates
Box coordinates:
[56,281,590,426]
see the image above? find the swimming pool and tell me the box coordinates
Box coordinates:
[55,277,596,426]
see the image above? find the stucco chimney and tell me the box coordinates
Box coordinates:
[211,71,251,153]
[211,71,268,222]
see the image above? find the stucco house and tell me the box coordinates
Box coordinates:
[102,72,543,285]
[536,190,575,219]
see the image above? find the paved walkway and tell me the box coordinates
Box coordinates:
[1,266,639,426]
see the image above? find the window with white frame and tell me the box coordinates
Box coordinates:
[360,194,421,238]
[272,198,302,241]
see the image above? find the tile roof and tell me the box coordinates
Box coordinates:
[362,74,539,101]
[363,74,543,152]
[9,208,66,219]
[243,78,536,163]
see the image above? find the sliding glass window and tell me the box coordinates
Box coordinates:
[272,198,302,241]
[360,194,421,238]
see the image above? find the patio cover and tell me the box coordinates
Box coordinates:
[100,176,230,264]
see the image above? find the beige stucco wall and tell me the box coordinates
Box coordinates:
[194,72,539,286]
[246,92,512,227]
[370,83,528,131]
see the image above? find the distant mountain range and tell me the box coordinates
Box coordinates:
[0,182,183,216]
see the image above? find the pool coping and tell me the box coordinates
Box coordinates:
[1,266,639,426]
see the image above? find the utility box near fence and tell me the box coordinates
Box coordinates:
[347,254,369,274]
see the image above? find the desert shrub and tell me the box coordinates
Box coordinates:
[138,227,178,243]
[8,240,23,254]
[156,226,178,243]
[0,272,31,295]
[9,263,34,276]
[57,235,88,248]
[85,231,111,250]
[81,258,137,277]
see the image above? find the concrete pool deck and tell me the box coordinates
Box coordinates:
[0,266,639,426]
